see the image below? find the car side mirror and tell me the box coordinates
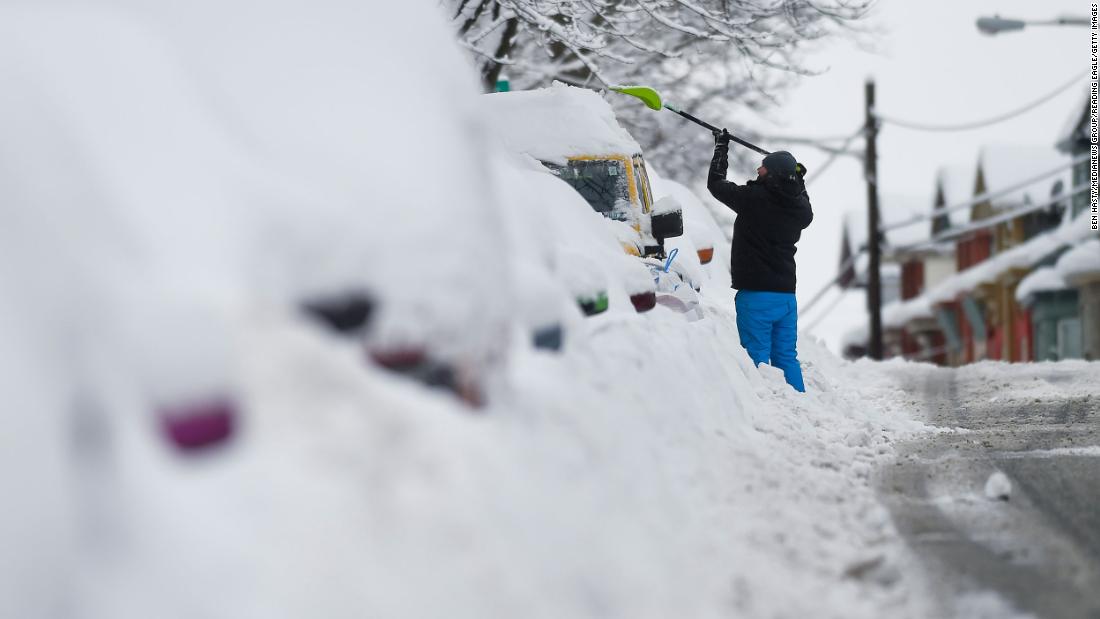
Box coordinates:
[651,195,683,239]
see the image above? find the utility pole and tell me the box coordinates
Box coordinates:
[864,79,883,360]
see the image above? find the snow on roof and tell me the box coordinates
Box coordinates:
[927,210,1097,304]
[1056,87,1092,153]
[882,193,934,248]
[1014,266,1069,304]
[842,193,928,257]
[932,164,974,228]
[482,83,642,164]
[882,295,934,330]
[1056,237,1100,283]
[977,144,1068,211]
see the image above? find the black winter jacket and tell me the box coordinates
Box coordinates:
[707,142,813,293]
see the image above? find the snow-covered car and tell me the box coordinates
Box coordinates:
[483,83,698,312]
[140,0,514,405]
[2,0,512,474]
[2,4,521,614]
[492,151,661,346]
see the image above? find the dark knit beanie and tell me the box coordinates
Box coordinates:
[762,151,798,178]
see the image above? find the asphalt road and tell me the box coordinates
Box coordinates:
[877,366,1100,619]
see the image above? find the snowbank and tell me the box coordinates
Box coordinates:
[482,83,642,164]
[47,289,935,619]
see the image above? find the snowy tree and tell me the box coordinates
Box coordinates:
[448,0,872,181]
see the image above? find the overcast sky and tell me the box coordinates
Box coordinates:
[720,0,1091,353]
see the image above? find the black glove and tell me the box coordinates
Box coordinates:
[712,128,732,148]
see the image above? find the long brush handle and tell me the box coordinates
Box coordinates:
[664,104,771,156]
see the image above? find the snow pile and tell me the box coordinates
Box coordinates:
[1056,237,1100,284]
[1014,266,1068,304]
[952,359,1100,407]
[33,290,935,619]
[983,471,1012,501]
[482,83,642,163]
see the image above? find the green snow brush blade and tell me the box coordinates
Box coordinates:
[610,85,663,111]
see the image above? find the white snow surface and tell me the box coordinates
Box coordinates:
[481,83,642,163]
[983,471,1012,501]
[8,281,955,618]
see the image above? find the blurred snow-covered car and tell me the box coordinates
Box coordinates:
[1,0,512,470]
[143,0,513,404]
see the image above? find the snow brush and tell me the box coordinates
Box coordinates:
[610,85,771,156]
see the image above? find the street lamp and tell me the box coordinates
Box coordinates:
[977,14,1089,35]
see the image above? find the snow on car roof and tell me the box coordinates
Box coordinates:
[482,82,642,164]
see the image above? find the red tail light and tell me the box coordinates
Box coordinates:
[369,347,483,408]
[370,347,428,371]
[697,247,715,265]
[630,291,657,313]
[159,398,236,452]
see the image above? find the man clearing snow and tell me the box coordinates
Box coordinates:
[707,130,813,392]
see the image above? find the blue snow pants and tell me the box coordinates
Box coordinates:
[734,290,806,393]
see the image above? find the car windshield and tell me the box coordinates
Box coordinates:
[546,159,631,220]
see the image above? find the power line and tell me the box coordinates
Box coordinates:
[891,181,1090,254]
[877,71,1087,132]
[806,126,864,185]
[879,152,1088,233]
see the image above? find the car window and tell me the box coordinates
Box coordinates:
[545,159,631,220]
